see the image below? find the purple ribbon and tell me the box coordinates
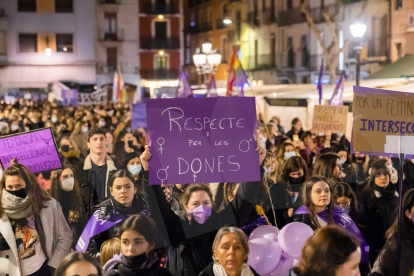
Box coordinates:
[76,210,125,252]
[295,205,370,262]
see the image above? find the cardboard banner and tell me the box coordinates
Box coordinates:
[0,128,63,173]
[78,87,108,106]
[146,97,259,185]
[62,89,79,106]
[312,105,349,133]
[132,103,147,130]
[352,86,414,157]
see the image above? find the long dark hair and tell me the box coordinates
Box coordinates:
[0,158,51,217]
[302,176,334,228]
[281,156,309,182]
[313,153,340,180]
[293,225,359,276]
[49,163,84,221]
[54,252,102,276]
[333,182,358,213]
[364,159,391,204]
[386,188,414,238]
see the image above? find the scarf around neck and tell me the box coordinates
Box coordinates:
[212,263,254,276]
[1,190,33,219]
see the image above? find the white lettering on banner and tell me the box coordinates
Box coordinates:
[78,88,108,105]
[161,106,245,132]
[176,155,241,179]
[93,210,108,226]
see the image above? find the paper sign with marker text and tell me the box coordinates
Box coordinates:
[312,105,348,134]
[352,86,414,157]
[0,128,63,173]
[146,97,259,185]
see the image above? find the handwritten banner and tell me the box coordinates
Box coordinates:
[78,87,108,106]
[352,86,414,157]
[312,105,349,133]
[0,128,63,173]
[146,97,260,185]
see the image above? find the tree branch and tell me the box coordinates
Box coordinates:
[300,0,328,55]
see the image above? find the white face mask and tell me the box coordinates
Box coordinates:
[339,158,346,165]
[51,117,58,123]
[387,164,393,170]
[98,121,106,127]
[61,177,75,191]
[128,164,142,176]
[11,125,19,131]
[82,126,88,133]
[285,151,296,159]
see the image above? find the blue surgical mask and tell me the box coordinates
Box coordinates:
[128,164,142,176]
[285,151,296,159]
[337,133,344,138]
[264,167,272,174]
[126,127,132,132]
[51,117,58,123]
[82,126,88,133]
[11,125,19,132]
[339,158,346,165]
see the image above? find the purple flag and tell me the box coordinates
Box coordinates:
[146,97,260,185]
[0,128,62,173]
[206,75,218,97]
[317,59,324,105]
[329,72,345,106]
[175,68,193,98]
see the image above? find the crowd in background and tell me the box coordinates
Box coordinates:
[0,98,414,276]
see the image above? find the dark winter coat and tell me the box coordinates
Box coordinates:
[143,168,264,276]
[371,230,414,276]
[104,253,172,276]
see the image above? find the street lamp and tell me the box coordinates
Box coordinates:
[350,22,367,86]
[193,42,222,80]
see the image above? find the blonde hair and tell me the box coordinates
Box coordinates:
[100,238,121,266]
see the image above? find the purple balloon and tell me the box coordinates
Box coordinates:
[247,238,282,275]
[272,256,295,276]
[278,222,314,258]
[249,225,279,242]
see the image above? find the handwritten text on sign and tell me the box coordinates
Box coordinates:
[146,97,260,185]
[352,86,414,157]
[312,105,349,133]
[0,128,63,173]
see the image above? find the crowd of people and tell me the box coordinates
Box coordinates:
[0,98,414,276]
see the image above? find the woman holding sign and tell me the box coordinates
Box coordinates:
[76,169,147,258]
[0,159,72,276]
[140,145,266,276]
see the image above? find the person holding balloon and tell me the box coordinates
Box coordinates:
[199,227,260,276]
[139,144,266,276]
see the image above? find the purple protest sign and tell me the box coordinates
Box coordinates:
[62,89,79,106]
[0,128,63,173]
[146,97,259,185]
[132,103,147,130]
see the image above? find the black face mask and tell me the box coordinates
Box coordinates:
[6,188,27,199]
[61,145,70,152]
[289,175,304,185]
[122,252,148,268]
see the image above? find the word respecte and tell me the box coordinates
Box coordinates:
[162,107,245,132]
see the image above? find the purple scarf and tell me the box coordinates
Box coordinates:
[295,205,370,262]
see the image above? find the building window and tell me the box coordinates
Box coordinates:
[236,11,241,41]
[396,43,402,59]
[301,35,309,67]
[19,34,37,52]
[222,37,227,62]
[155,56,168,70]
[155,21,167,39]
[287,36,294,68]
[287,0,293,9]
[56,34,73,52]
[104,13,117,40]
[262,0,266,11]
[55,0,73,13]
[254,39,258,68]
[271,34,276,67]
[107,47,117,70]
[18,0,36,12]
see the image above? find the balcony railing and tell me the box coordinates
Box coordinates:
[143,3,178,14]
[97,64,116,74]
[278,8,306,26]
[197,21,213,33]
[216,18,226,30]
[98,29,124,42]
[348,38,388,58]
[140,37,180,49]
[247,12,260,27]
[140,69,179,80]
[263,9,277,24]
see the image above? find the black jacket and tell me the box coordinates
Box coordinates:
[199,262,260,276]
[74,154,125,217]
[105,254,172,276]
[143,168,264,276]
[371,230,414,276]
[86,196,147,256]
[357,185,398,265]
[286,128,304,140]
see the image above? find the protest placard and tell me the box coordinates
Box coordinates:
[62,89,79,106]
[146,97,260,185]
[0,128,63,173]
[132,103,147,130]
[78,87,108,105]
[352,86,414,157]
[312,105,349,133]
